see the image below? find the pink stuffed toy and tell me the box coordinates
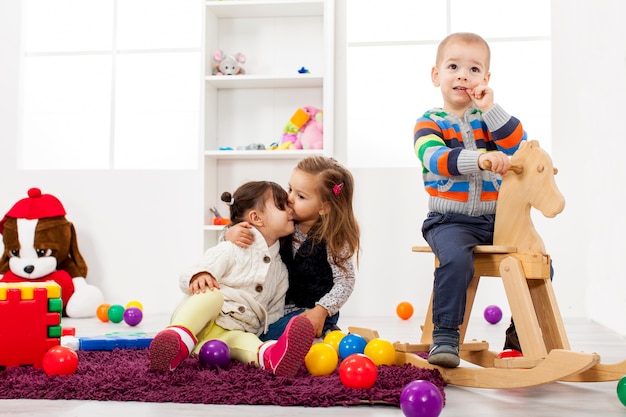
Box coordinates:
[281,106,323,150]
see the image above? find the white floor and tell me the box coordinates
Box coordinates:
[2,314,626,416]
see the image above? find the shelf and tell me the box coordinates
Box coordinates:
[204,225,227,231]
[206,0,323,18]
[205,149,325,159]
[205,74,323,89]
[202,0,333,249]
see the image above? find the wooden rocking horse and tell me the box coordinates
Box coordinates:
[351,140,626,388]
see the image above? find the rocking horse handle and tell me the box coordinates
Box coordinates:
[482,160,524,175]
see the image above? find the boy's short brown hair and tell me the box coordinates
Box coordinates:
[436,32,491,70]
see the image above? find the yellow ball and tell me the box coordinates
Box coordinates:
[364,338,396,366]
[126,300,143,310]
[323,330,347,353]
[305,343,339,376]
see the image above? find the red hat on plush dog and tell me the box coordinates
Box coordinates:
[0,188,66,234]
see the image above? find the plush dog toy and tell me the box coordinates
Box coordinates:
[281,106,324,150]
[0,188,104,317]
[212,50,246,75]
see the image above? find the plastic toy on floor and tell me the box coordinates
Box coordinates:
[0,188,104,317]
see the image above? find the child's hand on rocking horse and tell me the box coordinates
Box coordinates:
[479,152,512,175]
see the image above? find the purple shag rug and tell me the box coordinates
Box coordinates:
[0,349,445,407]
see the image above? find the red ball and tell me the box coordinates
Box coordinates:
[42,345,79,376]
[339,353,377,389]
[497,349,523,359]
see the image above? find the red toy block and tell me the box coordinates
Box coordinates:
[0,282,63,369]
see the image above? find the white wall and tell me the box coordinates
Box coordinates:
[0,1,203,316]
[551,0,626,334]
[3,1,626,334]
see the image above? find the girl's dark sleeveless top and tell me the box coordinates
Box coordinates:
[280,235,333,308]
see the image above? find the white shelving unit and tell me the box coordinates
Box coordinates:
[203,0,335,249]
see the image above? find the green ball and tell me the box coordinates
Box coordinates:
[107,304,125,323]
[617,375,626,406]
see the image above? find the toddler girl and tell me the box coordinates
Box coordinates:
[149,181,314,377]
[226,156,360,339]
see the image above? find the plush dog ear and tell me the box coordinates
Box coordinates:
[32,217,88,278]
[0,218,17,274]
[58,222,88,278]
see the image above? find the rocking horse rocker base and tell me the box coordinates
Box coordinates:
[352,140,626,389]
[392,253,602,389]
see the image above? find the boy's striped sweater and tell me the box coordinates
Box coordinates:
[413,104,527,216]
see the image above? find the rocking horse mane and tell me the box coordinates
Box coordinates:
[493,140,565,254]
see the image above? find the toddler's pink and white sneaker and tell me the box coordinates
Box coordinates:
[149,326,196,372]
[258,315,315,377]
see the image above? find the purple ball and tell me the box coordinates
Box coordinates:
[483,305,503,324]
[198,340,231,369]
[122,307,143,326]
[400,380,443,417]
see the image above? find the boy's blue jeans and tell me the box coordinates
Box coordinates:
[422,212,496,329]
[260,309,340,341]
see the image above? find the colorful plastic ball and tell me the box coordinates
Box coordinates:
[125,300,144,310]
[400,380,444,417]
[339,353,378,389]
[305,343,339,376]
[42,345,79,376]
[123,306,143,326]
[483,305,503,324]
[396,301,414,320]
[364,338,396,366]
[496,349,523,359]
[198,340,231,369]
[96,303,111,322]
[323,329,346,353]
[107,304,125,323]
[338,333,367,359]
[617,375,626,406]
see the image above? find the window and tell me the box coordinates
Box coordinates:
[20,0,202,170]
[346,0,551,168]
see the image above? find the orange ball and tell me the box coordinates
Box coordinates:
[396,301,414,320]
[96,303,111,322]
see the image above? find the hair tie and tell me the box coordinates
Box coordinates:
[229,197,235,206]
[332,182,344,196]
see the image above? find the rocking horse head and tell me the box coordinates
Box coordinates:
[493,140,565,253]
[509,140,565,218]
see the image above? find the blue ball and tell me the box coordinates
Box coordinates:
[198,340,231,369]
[338,334,367,359]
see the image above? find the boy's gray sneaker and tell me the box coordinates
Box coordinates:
[428,327,460,368]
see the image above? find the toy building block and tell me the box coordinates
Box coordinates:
[0,282,63,368]
[62,331,155,351]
